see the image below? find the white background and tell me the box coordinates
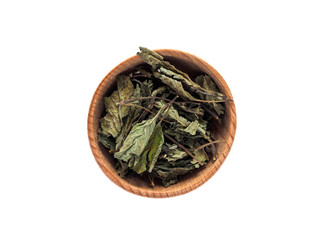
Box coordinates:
[1,0,319,239]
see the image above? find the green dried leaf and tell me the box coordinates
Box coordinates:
[97,131,115,150]
[176,103,204,121]
[100,75,134,138]
[115,84,143,150]
[138,47,227,100]
[154,100,189,125]
[163,178,178,188]
[191,146,209,168]
[184,120,200,135]
[164,128,184,142]
[155,101,207,137]
[131,156,147,174]
[153,159,195,187]
[138,46,164,61]
[115,116,131,150]
[151,86,166,96]
[153,71,196,101]
[114,117,157,162]
[147,125,164,172]
[132,124,164,174]
[195,75,225,115]
[139,79,153,97]
[163,143,188,162]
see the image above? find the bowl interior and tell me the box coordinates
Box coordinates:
[88,50,236,197]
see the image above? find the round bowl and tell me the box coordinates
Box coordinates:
[88,49,236,198]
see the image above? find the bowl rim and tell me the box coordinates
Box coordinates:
[87,48,237,198]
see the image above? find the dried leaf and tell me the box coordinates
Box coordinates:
[155,101,207,137]
[176,103,204,120]
[101,75,134,137]
[153,71,196,101]
[132,124,164,174]
[195,75,225,115]
[191,145,209,168]
[97,131,115,150]
[147,125,164,172]
[163,178,178,188]
[115,84,143,149]
[153,159,195,187]
[138,47,227,100]
[114,117,156,162]
[154,100,189,126]
[163,143,188,162]
[184,120,200,135]
[164,128,185,142]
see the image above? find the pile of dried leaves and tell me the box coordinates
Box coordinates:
[97,47,230,187]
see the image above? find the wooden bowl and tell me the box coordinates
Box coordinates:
[88,49,236,198]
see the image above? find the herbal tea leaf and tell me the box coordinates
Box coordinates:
[147,125,164,172]
[114,117,156,162]
[163,143,188,162]
[191,146,209,168]
[138,47,228,100]
[154,100,189,126]
[115,84,143,149]
[155,101,207,137]
[97,131,115,150]
[139,46,164,61]
[195,75,225,115]
[101,75,134,137]
[153,159,195,187]
[153,71,196,101]
[132,124,164,174]
[184,120,200,135]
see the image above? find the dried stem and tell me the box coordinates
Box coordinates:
[201,104,219,120]
[132,79,151,96]
[158,96,179,125]
[117,96,228,105]
[193,139,224,152]
[176,104,204,117]
[163,132,203,166]
[148,175,155,187]
[119,160,125,177]
[137,96,156,123]
[117,103,171,124]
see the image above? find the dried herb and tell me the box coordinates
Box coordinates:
[97,47,230,187]
[100,75,134,138]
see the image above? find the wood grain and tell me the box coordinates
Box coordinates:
[87,49,237,198]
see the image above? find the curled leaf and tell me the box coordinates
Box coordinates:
[132,124,164,174]
[153,159,195,187]
[114,117,156,162]
[100,75,134,137]
[138,47,227,100]
[115,84,143,150]
[153,71,196,101]
[195,75,225,115]
[97,131,115,150]
[184,120,200,135]
[163,143,188,162]
[191,146,209,168]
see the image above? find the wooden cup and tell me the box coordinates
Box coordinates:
[88,49,236,198]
